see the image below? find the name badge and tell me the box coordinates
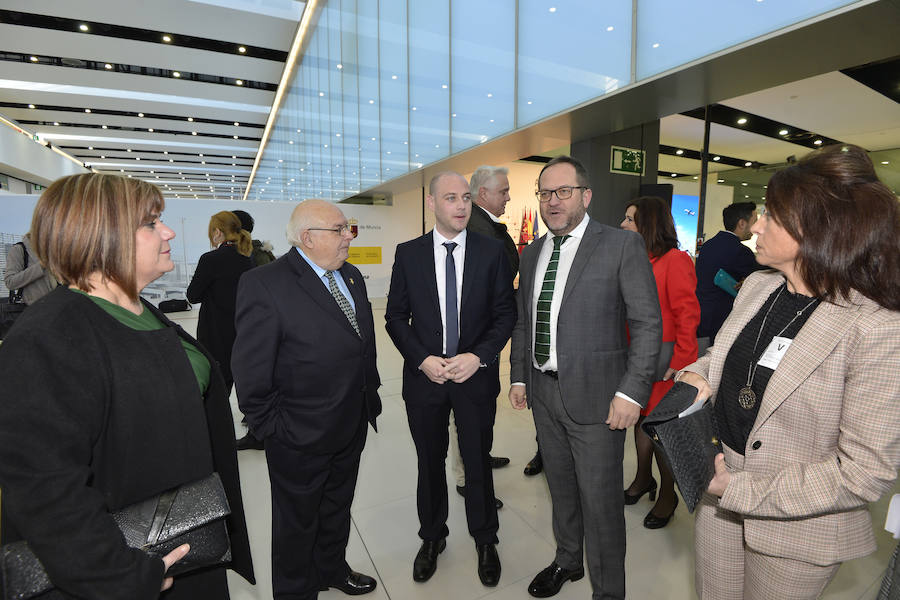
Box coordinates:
[757,336,792,370]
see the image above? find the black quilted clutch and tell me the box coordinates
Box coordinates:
[641,382,722,513]
[1,473,231,600]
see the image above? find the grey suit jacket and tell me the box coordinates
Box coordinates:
[510,218,662,423]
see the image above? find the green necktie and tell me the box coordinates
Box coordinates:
[534,235,569,366]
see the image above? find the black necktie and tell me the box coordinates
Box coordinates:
[443,242,459,356]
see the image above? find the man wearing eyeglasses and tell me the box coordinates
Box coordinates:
[509,156,661,600]
[232,199,382,600]
[386,171,515,588]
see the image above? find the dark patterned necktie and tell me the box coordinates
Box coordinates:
[534,235,569,366]
[325,271,359,336]
[443,242,459,356]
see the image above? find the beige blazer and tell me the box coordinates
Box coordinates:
[684,270,900,566]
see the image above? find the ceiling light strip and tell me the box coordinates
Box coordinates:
[243,0,320,201]
[0,113,91,172]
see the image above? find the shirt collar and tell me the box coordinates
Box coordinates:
[548,212,590,243]
[433,228,467,251]
[294,246,330,278]
[476,204,502,223]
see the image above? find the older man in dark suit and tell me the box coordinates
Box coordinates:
[509,156,661,600]
[386,171,515,587]
[232,199,382,600]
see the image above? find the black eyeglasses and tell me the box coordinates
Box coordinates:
[536,186,586,203]
[307,225,356,237]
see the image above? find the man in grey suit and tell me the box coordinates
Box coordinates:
[509,156,661,600]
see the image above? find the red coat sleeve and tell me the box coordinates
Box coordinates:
[664,250,700,370]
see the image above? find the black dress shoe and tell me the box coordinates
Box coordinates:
[489,455,510,468]
[527,562,585,598]
[413,538,446,582]
[235,432,264,451]
[524,451,543,476]
[623,476,657,505]
[320,571,377,595]
[643,494,678,529]
[476,543,501,587]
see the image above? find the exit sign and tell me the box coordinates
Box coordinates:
[610,146,645,176]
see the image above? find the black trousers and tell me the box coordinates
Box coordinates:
[405,382,498,545]
[264,412,368,600]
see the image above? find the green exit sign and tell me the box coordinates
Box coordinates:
[610,146,645,176]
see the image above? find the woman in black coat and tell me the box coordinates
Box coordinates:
[187,211,254,393]
[0,174,254,599]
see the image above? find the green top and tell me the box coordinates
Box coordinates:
[73,290,211,393]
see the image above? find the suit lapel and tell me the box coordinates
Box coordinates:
[418,233,441,316]
[752,293,863,433]
[560,220,602,307]
[460,232,479,313]
[288,250,358,338]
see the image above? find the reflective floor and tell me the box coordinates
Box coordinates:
[172,299,897,600]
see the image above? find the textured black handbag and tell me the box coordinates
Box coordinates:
[641,382,722,513]
[0,473,231,600]
[158,299,191,313]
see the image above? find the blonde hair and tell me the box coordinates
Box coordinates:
[30,173,164,302]
[209,211,252,256]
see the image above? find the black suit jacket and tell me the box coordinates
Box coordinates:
[385,230,516,402]
[186,244,253,383]
[231,250,381,453]
[695,231,764,339]
[466,205,519,277]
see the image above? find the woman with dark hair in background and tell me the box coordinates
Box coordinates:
[0,173,254,599]
[679,144,900,599]
[621,196,700,528]
[187,211,253,395]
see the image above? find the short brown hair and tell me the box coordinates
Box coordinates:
[628,196,679,258]
[538,155,590,188]
[765,144,900,310]
[30,173,164,302]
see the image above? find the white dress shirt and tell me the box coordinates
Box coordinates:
[433,229,466,356]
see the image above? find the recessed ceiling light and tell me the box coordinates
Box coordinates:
[741,182,748,186]
[713,156,721,161]
[148,128,154,132]
[102,125,108,129]
[238,46,247,53]
[336,63,343,69]
[411,106,417,110]
[288,140,293,144]
[191,131,197,135]
[101,155,105,159]
[79,24,89,32]
[486,93,493,98]
[441,84,447,89]
[745,161,753,167]
[368,99,374,104]
[675,149,684,155]
[135,157,140,161]
[549,7,557,12]
[28,104,35,108]
[319,92,324,96]
[104,63,112,69]
[233,135,238,139]
[671,173,677,177]
[30,56,38,62]
[236,79,243,86]
[652,42,660,48]
[717,179,724,183]
[164,151,169,154]
[233,122,239,126]
[88,146,93,150]
[391,75,397,80]
[84,108,91,113]
[162,35,172,42]
[53,121,59,126]
[881,160,890,165]
[814,139,823,145]
[137,112,144,117]
[737,117,747,125]
[127,148,131,152]
[779,129,788,135]
[606,26,614,32]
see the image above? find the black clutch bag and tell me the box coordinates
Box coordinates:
[1,473,232,600]
[641,382,722,513]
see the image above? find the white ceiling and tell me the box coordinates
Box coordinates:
[0,1,897,202]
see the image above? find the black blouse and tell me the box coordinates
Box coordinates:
[715,283,820,454]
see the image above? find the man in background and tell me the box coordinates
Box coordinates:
[232,199,382,599]
[694,201,764,344]
[448,166,517,507]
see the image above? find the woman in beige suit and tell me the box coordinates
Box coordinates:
[678,144,900,599]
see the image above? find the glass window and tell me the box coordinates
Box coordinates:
[517,0,631,126]
[409,0,450,170]
[450,0,515,154]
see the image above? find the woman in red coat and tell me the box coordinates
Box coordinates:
[621,196,700,528]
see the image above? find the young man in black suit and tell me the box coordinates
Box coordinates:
[385,171,516,587]
[232,199,382,600]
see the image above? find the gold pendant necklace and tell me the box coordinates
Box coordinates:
[739,285,818,410]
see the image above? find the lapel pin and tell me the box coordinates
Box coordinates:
[349,277,354,285]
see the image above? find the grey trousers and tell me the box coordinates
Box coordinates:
[531,369,626,600]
